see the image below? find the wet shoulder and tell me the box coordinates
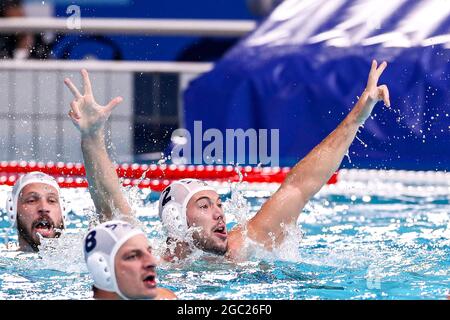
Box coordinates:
[226,226,246,261]
[156,287,177,300]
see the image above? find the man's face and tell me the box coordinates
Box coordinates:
[16,183,64,248]
[115,234,158,299]
[185,190,228,255]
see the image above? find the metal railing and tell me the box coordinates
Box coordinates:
[0,61,209,163]
[0,60,213,73]
[0,17,256,36]
[0,16,246,163]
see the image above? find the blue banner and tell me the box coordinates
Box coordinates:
[184,0,450,170]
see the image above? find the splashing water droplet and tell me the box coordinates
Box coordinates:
[345,150,351,163]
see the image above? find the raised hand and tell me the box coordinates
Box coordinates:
[64,69,123,137]
[356,60,390,124]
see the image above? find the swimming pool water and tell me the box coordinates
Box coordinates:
[0,181,449,300]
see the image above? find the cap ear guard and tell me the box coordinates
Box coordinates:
[83,220,147,299]
[161,202,187,239]
[86,252,113,292]
[158,179,217,239]
[6,191,15,227]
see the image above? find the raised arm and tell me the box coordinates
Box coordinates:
[64,69,132,222]
[246,60,390,248]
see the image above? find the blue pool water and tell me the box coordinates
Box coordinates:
[0,180,449,300]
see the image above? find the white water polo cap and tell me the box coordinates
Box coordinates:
[158,179,216,239]
[83,220,146,299]
[5,171,68,228]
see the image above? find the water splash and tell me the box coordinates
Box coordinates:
[345,149,351,163]
[1,177,449,299]
[355,135,368,148]
[35,230,87,273]
[223,166,251,227]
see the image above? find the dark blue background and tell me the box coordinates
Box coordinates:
[52,0,256,61]
[184,44,450,170]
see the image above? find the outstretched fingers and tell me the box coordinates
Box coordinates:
[69,101,82,119]
[64,78,82,99]
[81,69,93,96]
[105,96,123,113]
[367,60,388,88]
[376,61,387,77]
[367,60,377,88]
[370,59,378,75]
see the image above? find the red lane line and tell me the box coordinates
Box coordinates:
[0,161,339,189]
